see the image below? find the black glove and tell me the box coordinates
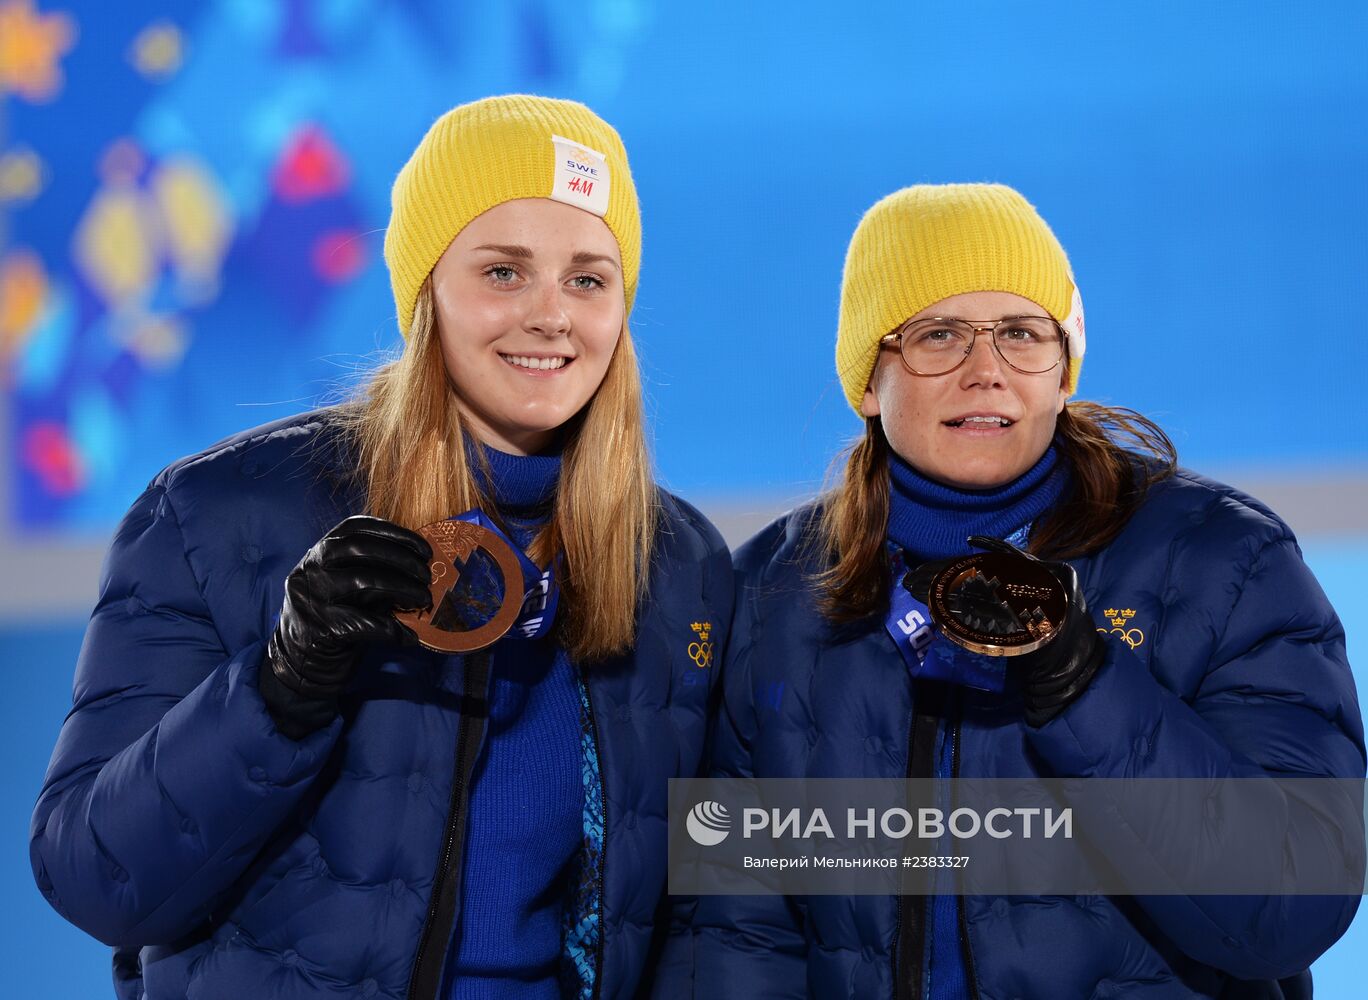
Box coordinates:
[903,535,1106,728]
[260,515,433,739]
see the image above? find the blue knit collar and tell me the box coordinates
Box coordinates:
[885,443,1068,561]
[470,440,561,513]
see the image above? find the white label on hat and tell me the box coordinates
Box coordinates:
[549,134,610,218]
[1061,286,1086,360]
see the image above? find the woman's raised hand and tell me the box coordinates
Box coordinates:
[261,515,433,737]
[902,535,1106,726]
[963,534,1106,726]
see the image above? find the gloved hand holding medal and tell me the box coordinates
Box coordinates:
[896,535,1107,726]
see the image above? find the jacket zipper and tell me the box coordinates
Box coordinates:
[406,649,493,1000]
[949,706,981,1000]
[580,670,608,1000]
[895,681,941,1000]
[895,684,983,1000]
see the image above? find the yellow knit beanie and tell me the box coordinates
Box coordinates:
[384,94,642,337]
[835,183,1085,413]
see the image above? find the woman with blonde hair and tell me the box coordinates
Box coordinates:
[679,183,1362,998]
[31,95,732,1000]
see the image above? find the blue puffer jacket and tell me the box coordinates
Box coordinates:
[30,408,733,1000]
[677,467,1363,999]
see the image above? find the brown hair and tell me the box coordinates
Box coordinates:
[814,395,1176,625]
[330,277,657,662]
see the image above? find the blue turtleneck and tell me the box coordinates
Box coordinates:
[446,443,583,1000]
[886,443,1069,562]
[885,444,1069,1000]
[477,444,562,516]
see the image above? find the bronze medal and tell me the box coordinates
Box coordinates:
[926,551,1068,656]
[394,519,526,653]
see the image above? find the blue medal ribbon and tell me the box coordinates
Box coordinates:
[448,509,559,642]
[883,525,1031,693]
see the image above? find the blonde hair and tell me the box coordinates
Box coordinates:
[332,277,657,662]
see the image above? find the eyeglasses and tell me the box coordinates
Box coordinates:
[879,316,1065,377]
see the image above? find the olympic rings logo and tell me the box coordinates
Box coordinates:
[1097,625,1145,650]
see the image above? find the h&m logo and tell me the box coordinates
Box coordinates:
[1099,607,1145,650]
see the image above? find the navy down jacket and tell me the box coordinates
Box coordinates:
[677,468,1363,998]
[30,408,733,999]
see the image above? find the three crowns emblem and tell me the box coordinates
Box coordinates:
[1100,608,1145,649]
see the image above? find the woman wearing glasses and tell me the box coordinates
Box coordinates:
[31,96,732,1000]
[675,184,1363,997]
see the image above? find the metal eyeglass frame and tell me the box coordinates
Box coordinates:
[878,316,1066,377]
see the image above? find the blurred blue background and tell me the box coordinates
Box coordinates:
[2,0,1365,994]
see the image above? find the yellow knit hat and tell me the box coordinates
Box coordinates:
[835,183,1085,413]
[384,94,642,336]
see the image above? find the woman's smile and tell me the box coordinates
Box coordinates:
[498,352,575,373]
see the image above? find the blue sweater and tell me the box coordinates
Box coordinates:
[885,447,1067,1000]
[885,444,1067,562]
[445,446,583,999]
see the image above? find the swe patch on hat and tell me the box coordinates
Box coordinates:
[549,134,610,217]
